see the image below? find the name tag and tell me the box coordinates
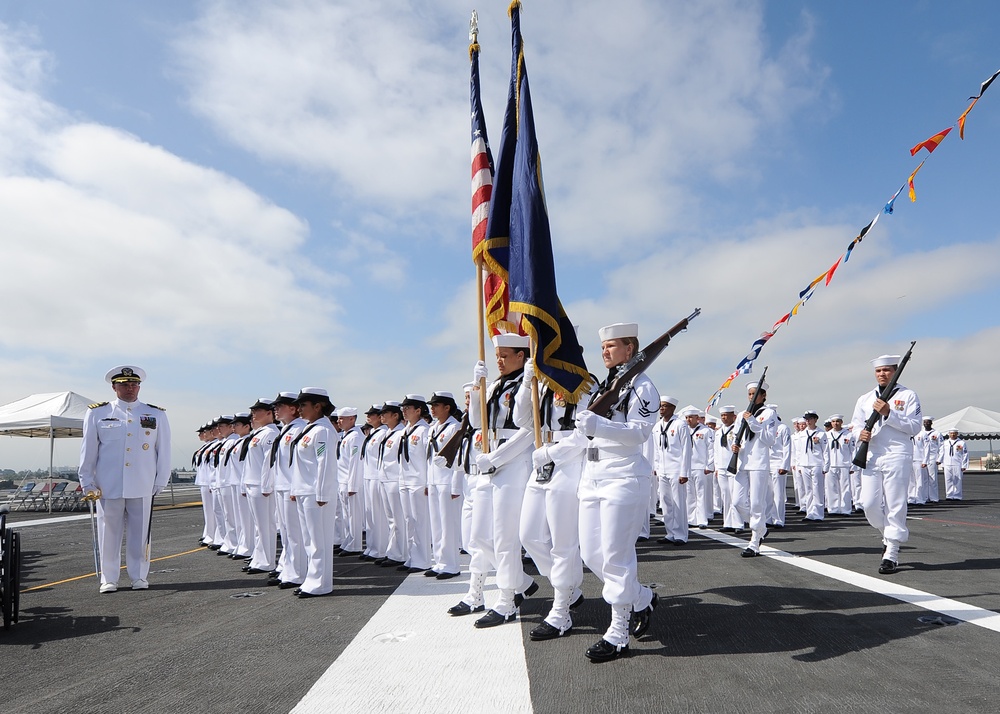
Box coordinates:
[587,447,600,462]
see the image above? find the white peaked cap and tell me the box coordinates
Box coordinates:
[105,365,146,384]
[492,333,530,349]
[336,407,358,418]
[871,354,900,368]
[747,381,769,392]
[598,322,638,341]
[659,396,679,406]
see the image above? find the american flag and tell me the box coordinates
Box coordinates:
[470,21,519,336]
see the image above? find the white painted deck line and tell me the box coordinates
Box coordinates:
[291,571,533,714]
[7,514,90,528]
[697,528,1000,633]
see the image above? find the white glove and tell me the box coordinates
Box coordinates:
[472,360,488,384]
[432,455,448,468]
[475,453,494,473]
[523,357,535,382]
[531,446,550,470]
[576,410,598,437]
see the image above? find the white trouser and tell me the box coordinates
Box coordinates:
[211,486,227,546]
[734,469,770,539]
[199,486,217,544]
[461,472,475,552]
[727,471,749,529]
[925,463,939,501]
[296,494,336,595]
[519,466,583,592]
[96,496,152,585]
[792,466,807,511]
[850,469,862,509]
[399,484,431,570]
[802,466,825,520]
[578,474,654,647]
[767,470,787,526]
[713,471,723,515]
[219,485,239,553]
[378,480,406,562]
[908,460,926,503]
[340,488,364,553]
[687,470,711,527]
[827,467,851,514]
[658,474,688,542]
[943,464,963,499]
[468,460,532,592]
[861,455,910,544]
[364,478,389,557]
[716,472,736,528]
[234,487,253,557]
[276,490,306,584]
[427,483,462,574]
[244,484,276,570]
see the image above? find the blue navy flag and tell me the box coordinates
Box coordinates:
[503,1,592,402]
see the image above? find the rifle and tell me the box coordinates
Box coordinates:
[587,308,700,417]
[725,366,769,474]
[852,341,917,469]
[437,412,470,469]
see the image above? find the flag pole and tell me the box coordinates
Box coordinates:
[471,11,490,455]
[529,342,542,449]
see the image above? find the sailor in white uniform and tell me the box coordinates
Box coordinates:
[425,392,464,579]
[731,381,777,557]
[766,405,791,528]
[575,322,659,663]
[335,407,364,556]
[920,418,942,503]
[799,411,829,522]
[939,429,969,500]
[682,406,715,529]
[240,399,279,574]
[826,415,855,515]
[714,406,744,532]
[851,354,922,574]
[398,395,432,573]
[651,396,690,545]
[265,393,307,589]
[78,365,171,593]
[359,404,389,561]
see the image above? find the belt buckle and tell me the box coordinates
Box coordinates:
[587,446,600,462]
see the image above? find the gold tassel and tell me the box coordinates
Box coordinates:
[508,0,522,20]
[468,42,480,62]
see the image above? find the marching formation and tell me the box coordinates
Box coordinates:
[78,337,955,664]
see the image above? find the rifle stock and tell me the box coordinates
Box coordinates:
[852,341,917,470]
[725,366,769,474]
[587,309,701,417]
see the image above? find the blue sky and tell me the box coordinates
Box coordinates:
[1,1,998,469]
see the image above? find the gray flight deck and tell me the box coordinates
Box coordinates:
[2,475,998,714]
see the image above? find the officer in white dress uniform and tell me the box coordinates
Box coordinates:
[651,396,690,545]
[265,393,307,589]
[682,406,715,529]
[335,407,364,556]
[939,429,969,500]
[79,365,171,593]
[765,405,791,528]
[920,418,942,502]
[289,388,340,597]
[359,404,389,561]
[240,399,279,574]
[799,411,830,522]
[458,333,538,629]
[714,406,744,532]
[851,354,922,574]
[575,322,659,663]
[515,358,591,641]
[826,415,855,515]
[731,381,777,558]
[425,392,464,579]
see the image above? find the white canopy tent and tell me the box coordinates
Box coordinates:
[931,406,1000,440]
[0,392,96,511]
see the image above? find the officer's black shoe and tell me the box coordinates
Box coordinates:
[278,581,303,590]
[246,567,268,575]
[423,569,439,577]
[474,609,517,628]
[267,570,280,578]
[207,544,222,550]
[296,590,329,599]
[378,559,404,568]
[719,527,735,533]
[513,580,539,607]
[436,571,461,580]
[265,578,281,586]
[448,601,485,617]
[529,621,572,641]
[740,547,759,558]
[631,592,659,638]
[585,639,629,663]
[240,565,251,572]
[878,559,898,575]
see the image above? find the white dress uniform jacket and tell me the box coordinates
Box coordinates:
[79,399,171,499]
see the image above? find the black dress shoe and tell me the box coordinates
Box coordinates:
[740,547,759,558]
[530,621,571,640]
[358,553,374,561]
[207,544,222,550]
[396,564,411,572]
[241,565,251,572]
[436,571,461,580]
[719,527,735,533]
[448,601,485,616]
[278,581,303,590]
[474,609,517,628]
[585,639,628,663]
[424,569,440,577]
[216,549,231,556]
[570,592,585,609]
[656,536,672,544]
[333,545,342,554]
[267,570,280,579]
[338,550,361,558]
[878,559,898,574]
[265,578,281,586]
[292,588,302,596]
[770,523,784,529]
[379,559,404,568]
[513,580,539,607]
[405,567,427,574]
[297,590,330,599]
[631,592,659,638]
[246,567,269,575]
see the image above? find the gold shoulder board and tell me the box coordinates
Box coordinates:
[88,402,109,409]
[146,403,166,411]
